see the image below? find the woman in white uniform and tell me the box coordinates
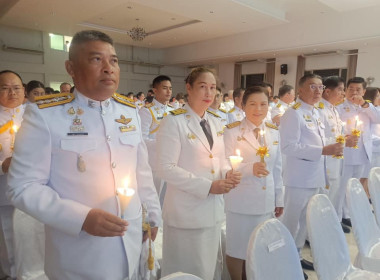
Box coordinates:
[223,86,284,280]
[156,67,241,279]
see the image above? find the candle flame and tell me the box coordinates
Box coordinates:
[259,129,265,136]
[342,122,346,126]
[355,116,359,121]
[12,125,18,133]
[357,120,363,126]
[123,178,129,189]
[236,149,240,157]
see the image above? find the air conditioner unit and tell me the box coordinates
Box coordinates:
[2,45,44,55]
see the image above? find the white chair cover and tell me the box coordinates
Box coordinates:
[346,178,380,272]
[306,194,380,280]
[160,272,202,280]
[369,167,380,226]
[246,218,304,280]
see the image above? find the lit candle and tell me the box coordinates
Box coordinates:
[229,149,243,170]
[354,116,359,129]
[341,122,346,135]
[117,178,135,219]
[357,120,363,129]
[259,129,265,146]
[11,125,18,133]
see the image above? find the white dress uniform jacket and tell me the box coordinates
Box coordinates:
[7,91,161,280]
[223,119,284,214]
[270,99,291,120]
[279,99,326,188]
[336,99,380,165]
[207,107,228,127]
[156,104,230,229]
[227,106,245,124]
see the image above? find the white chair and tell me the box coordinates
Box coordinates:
[369,167,380,226]
[160,272,203,280]
[246,218,304,280]
[306,194,380,280]
[346,178,380,272]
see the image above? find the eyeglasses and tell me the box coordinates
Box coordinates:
[309,84,326,91]
[0,86,23,94]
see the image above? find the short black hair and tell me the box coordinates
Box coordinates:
[299,73,322,87]
[363,87,379,104]
[45,87,55,94]
[136,92,144,99]
[323,76,345,90]
[347,77,367,89]
[0,70,23,84]
[69,30,114,60]
[278,85,294,98]
[152,75,171,88]
[242,86,269,106]
[233,88,244,100]
[26,80,45,94]
[251,81,273,90]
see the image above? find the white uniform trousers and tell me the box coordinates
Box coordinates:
[326,157,343,215]
[335,164,364,220]
[0,205,15,278]
[13,209,47,280]
[162,222,221,280]
[281,187,319,256]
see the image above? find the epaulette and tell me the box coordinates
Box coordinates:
[292,102,301,110]
[265,122,278,130]
[169,108,187,115]
[206,109,221,118]
[228,108,236,113]
[276,103,282,108]
[219,108,227,114]
[167,103,173,108]
[366,99,372,103]
[335,99,345,106]
[112,93,136,108]
[318,102,324,109]
[144,103,154,108]
[226,121,241,129]
[35,93,74,109]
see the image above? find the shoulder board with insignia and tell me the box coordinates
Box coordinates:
[0,120,13,134]
[219,108,227,113]
[35,93,75,109]
[265,122,278,130]
[365,99,372,103]
[318,102,324,109]
[228,108,236,113]
[167,103,173,108]
[335,99,345,106]
[292,102,301,110]
[112,93,136,108]
[226,121,241,129]
[276,103,282,108]
[206,109,220,118]
[144,103,154,108]
[169,108,187,115]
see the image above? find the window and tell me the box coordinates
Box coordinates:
[305,68,348,83]
[49,33,72,52]
[50,82,62,92]
[241,74,265,88]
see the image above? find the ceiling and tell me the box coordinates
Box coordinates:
[1,0,380,64]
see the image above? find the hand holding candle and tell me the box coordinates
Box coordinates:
[351,117,362,149]
[333,122,345,159]
[229,149,243,170]
[256,129,269,163]
[117,178,135,219]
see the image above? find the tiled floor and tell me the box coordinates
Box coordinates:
[302,230,358,280]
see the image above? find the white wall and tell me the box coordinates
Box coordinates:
[0,25,187,94]
[273,56,298,95]
[305,55,348,71]
[357,45,380,88]
[217,62,234,92]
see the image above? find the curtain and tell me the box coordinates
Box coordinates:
[234,63,242,89]
[347,49,358,80]
[265,58,276,90]
[295,55,306,93]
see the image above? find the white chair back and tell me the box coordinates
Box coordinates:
[306,194,352,280]
[160,272,203,280]
[246,218,304,280]
[369,167,380,226]
[347,178,380,272]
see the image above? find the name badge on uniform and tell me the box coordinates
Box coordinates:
[119,125,136,132]
[115,115,132,125]
[68,116,88,136]
[187,133,196,140]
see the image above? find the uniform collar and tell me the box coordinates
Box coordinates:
[244,118,263,131]
[0,104,24,115]
[321,98,334,109]
[153,98,167,108]
[184,104,209,123]
[234,105,243,112]
[297,98,315,112]
[75,90,111,111]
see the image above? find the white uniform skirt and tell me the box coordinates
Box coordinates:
[162,222,222,280]
[226,211,272,260]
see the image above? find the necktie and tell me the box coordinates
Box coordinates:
[200,119,213,150]
[253,127,260,139]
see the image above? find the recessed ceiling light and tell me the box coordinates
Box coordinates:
[127,6,132,9]
[99,17,103,20]
[171,17,176,20]
[242,21,246,24]
[210,11,214,13]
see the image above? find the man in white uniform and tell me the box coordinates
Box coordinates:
[227,88,245,124]
[271,85,295,126]
[7,30,161,280]
[139,75,173,196]
[0,70,25,279]
[279,74,343,280]
[207,87,228,127]
[336,76,380,228]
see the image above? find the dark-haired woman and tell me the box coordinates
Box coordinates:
[223,86,284,280]
[25,80,45,103]
[156,67,241,279]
